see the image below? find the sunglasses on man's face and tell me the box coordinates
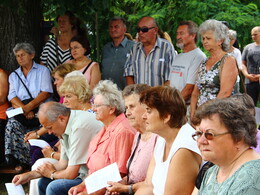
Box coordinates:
[137,27,155,33]
[192,129,230,141]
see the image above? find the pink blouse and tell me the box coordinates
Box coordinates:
[127,132,158,184]
[86,113,136,175]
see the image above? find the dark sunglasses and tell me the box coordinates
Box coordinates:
[192,129,230,141]
[137,27,155,33]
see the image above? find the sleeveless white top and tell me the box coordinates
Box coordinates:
[152,123,201,195]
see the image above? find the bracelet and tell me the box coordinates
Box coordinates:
[50,171,56,180]
[51,152,56,159]
[35,130,40,139]
[128,184,133,195]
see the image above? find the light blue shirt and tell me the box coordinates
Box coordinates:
[124,37,176,86]
[8,62,53,101]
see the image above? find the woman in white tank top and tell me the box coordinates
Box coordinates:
[136,86,202,195]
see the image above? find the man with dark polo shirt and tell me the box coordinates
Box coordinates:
[241,26,260,105]
[101,17,134,90]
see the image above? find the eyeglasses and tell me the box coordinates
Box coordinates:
[91,104,109,109]
[192,129,230,141]
[137,27,155,33]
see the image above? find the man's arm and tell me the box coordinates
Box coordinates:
[12,170,42,185]
[181,84,195,102]
[37,159,81,180]
[241,61,259,82]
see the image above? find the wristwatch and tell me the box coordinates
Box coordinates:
[50,171,56,180]
[128,184,133,195]
[35,130,40,139]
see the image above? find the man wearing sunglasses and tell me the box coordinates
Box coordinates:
[101,17,134,90]
[166,21,206,103]
[124,16,176,86]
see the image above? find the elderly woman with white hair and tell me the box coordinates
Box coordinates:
[190,19,238,119]
[68,80,136,195]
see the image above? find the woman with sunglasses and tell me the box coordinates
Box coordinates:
[135,86,201,195]
[192,98,260,195]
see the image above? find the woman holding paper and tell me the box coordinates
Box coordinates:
[5,42,53,172]
[68,80,136,195]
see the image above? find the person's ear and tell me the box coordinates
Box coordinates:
[30,53,35,60]
[109,106,116,115]
[163,113,171,124]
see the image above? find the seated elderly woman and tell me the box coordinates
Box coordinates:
[194,93,260,192]
[192,98,260,194]
[135,86,201,195]
[106,84,158,194]
[29,74,93,195]
[190,19,238,119]
[68,80,136,195]
[5,42,53,171]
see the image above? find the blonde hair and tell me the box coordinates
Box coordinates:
[59,75,92,103]
[52,63,76,78]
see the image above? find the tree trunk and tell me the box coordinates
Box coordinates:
[0,0,43,73]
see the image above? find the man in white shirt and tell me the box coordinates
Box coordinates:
[166,21,206,103]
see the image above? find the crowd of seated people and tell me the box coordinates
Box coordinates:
[0,11,259,195]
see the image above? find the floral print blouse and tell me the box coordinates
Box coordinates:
[196,55,227,106]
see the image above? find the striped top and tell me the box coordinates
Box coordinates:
[40,38,72,72]
[124,37,176,86]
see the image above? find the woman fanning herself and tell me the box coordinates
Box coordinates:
[193,98,260,194]
[67,35,101,89]
[136,86,201,195]
[190,19,238,119]
[68,80,136,195]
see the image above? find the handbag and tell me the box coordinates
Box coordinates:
[13,71,40,128]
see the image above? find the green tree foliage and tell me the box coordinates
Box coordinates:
[0,0,259,70]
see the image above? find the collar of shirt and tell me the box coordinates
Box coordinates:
[17,61,38,74]
[137,36,162,50]
[111,36,129,48]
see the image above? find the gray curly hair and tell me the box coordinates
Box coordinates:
[199,19,230,52]
[93,80,125,116]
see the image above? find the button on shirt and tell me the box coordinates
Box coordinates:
[101,37,134,90]
[124,37,176,86]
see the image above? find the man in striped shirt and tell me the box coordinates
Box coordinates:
[124,16,176,86]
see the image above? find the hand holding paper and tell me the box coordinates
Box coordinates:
[5,183,25,195]
[85,163,122,194]
[28,139,50,148]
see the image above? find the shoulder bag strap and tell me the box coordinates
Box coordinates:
[14,71,33,99]
[127,133,141,184]
[82,61,93,75]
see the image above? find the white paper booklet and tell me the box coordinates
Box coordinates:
[85,162,122,194]
[6,107,23,118]
[5,183,25,195]
[28,139,50,148]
